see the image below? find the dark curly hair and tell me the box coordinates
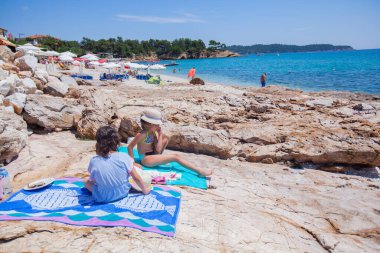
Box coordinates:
[95,126,120,157]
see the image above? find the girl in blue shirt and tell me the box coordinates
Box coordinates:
[84,126,151,203]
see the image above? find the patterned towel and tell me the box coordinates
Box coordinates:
[0,178,181,237]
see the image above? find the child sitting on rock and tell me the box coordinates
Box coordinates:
[127,109,213,176]
[84,126,151,203]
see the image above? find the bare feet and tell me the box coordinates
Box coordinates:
[201,168,214,176]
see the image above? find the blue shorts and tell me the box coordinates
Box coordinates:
[261,81,266,87]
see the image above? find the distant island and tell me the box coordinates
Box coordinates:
[226,44,354,54]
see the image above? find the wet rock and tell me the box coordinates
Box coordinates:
[190,77,205,85]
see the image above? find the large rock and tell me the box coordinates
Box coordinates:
[33,69,49,83]
[77,88,117,118]
[18,78,37,94]
[118,117,141,141]
[44,80,69,97]
[3,93,27,114]
[60,75,78,88]
[0,68,8,81]
[0,62,20,73]
[14,55,38,71]
[0,112,28,164]
[0,79,11,96]
[76,108,109,139]
[166,124,234,159]
[0,45,15,63]
[0,74,18,96]
[23,95,83,131]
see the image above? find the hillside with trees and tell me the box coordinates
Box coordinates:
[226,44,353,54]
[14,37,238,59]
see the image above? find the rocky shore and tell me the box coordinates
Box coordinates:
[0,45,379,252]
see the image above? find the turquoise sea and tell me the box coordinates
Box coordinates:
[158,49,380,94]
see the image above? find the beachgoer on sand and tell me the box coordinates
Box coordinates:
[84,126,151,203]
[128,109,214,176]
[260,72,267,87]
[188,67,196,80]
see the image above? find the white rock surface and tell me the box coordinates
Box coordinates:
[14,55,38,71]
[0,111,28,163]
[60,75,78,88]
[19,78,37,94]
[3,93,27,114]
[44,80,69,97]
[0,68,9,81]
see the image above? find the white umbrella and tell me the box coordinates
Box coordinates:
[26,50,36,55]
[149,64,166,70]
[17,43,42,52]
[125,62,147,69]
[81,54,99,61]
[89,61,100,66]
[103,62,120,68]
[60,51,77,57]
[59,55,74,62]
[36,50,60,57]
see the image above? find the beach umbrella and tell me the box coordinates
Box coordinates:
[149,64,166,70]
[81,54,99,61]
[60,51,77,57]
[89,61,100,66]
[59,55,74,62]
[36,50,60,57]
[16,43,42,52]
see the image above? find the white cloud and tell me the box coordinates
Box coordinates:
[116,13,204,24]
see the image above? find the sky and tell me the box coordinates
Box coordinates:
[1,0,380,49]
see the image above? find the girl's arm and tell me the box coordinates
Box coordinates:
[154,128,164,153]
[130,167,151,195]
[128,132,144,160]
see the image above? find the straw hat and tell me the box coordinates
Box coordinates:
[141,109,163,125]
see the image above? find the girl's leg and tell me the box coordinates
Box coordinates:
[141,153,213,176]
[84,177,93,192]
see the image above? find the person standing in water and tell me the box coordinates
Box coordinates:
[188,67,196,80]
[260,72,267,87]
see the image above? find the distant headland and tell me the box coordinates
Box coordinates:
[226,44,354,55]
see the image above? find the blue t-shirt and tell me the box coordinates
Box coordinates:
[88,152,133,203]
